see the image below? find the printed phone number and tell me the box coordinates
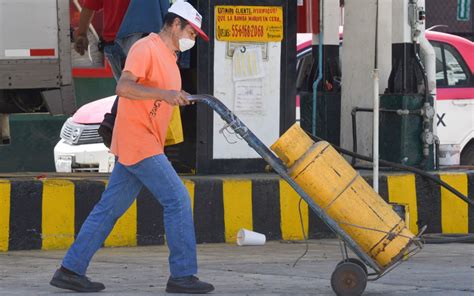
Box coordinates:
[232,24,265,38]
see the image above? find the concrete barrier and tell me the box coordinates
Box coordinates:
[0,171,473,251]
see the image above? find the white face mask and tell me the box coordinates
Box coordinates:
[179,38,195,52]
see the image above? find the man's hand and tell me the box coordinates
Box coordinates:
[74,33,89,56]
[163,90,190,106]
[74,7,94,56]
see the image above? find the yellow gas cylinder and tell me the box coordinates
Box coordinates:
[271,124,415,268]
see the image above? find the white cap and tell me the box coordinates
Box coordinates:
[168,0,209,42]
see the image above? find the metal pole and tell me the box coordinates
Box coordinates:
[373,69,379,192]
[373,0,380,192]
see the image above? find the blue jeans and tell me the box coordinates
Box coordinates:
[103,43,126,81]
[62,154,198,278]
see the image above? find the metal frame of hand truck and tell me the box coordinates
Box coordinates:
[188,94,424,282]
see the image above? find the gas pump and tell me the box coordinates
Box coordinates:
[380,0,436,169]
[337,0,436,171]
[167,0,297,174]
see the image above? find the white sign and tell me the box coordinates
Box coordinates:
[234,79,264,116]
[232,46,265,81]
[213,41,282,159]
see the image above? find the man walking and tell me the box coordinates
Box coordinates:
[50,1,213,294]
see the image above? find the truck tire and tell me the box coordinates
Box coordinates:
[460,140,474,165]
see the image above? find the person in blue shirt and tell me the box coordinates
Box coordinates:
[116,0,170,55]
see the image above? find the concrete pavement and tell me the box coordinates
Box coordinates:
[0,240,473,295]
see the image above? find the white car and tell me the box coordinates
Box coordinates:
[54,96,116,173]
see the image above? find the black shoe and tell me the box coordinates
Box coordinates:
[50,269,105,292]
[166,275,214,294]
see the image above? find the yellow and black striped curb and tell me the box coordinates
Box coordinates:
[0,172,473,251]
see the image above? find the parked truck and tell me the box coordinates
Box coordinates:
[0,0,75,145]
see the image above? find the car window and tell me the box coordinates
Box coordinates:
[432,43,447,87]
[443,44,469,86]
[296,52,313,91]
[431,41,470,88]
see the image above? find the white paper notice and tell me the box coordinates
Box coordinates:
[232,46,265,81]
[234,79,264,116]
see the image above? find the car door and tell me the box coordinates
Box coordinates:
[431,40,474,164]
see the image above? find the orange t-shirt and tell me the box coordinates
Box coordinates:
[110,33,181,166]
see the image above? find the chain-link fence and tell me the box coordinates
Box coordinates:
[426,0,474,40]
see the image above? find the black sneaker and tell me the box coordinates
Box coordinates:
[166,275,214,294]
[50,269,105,292]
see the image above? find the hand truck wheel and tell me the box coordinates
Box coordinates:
[337,258,368,275]
[331,262,368,296]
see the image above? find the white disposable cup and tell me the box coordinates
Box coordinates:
[236,228,266,246]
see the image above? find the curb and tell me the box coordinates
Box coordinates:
[0,172,473,251]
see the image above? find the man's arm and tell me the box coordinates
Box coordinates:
[74,7,95,55]
[116,71,190,106]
